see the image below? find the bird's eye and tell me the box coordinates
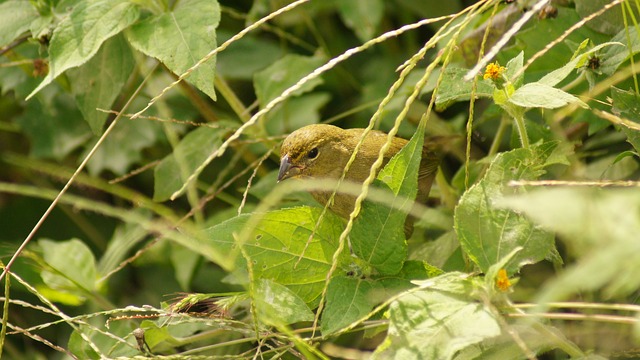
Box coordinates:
[307,147,319,159]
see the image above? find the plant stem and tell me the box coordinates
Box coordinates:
[513,112,530,149]
[488,115,510,157]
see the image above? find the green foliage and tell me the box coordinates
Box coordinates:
[200,206,346,306]
[455,142,567,275]
[27,0,141,100]
[374,274,501,360]
[0,1,38,47]
[36,239,99,305]
[154,125,228,201]
[2,0,640,358]
[351,121,425,275]
[69,35,134,134]
[127,0,220,101]
[254,278,314,327]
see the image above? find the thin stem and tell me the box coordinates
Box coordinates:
[507,312,638,325]
[512,111,530,149]
[488,115,510,156]
[0,271,9,359]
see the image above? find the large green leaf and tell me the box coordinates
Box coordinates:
[509,83,588,109]
[434,66,494,111]
[15,95,92,160]
[0,1,38,48]
[350,121,425,275]
[38,239,98,305]
[455,143,568,274]
[321,275,380,335]
[199,206,346,306]
[537,42,621,87]
[154,126,227,201]
[27,0,140,99]
[321,261,440,335]
[69,34,134,134]
[127,0,220,101]
[373,273,501,360]
[254,279,314,327]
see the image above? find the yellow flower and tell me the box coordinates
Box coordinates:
[496,269,511,291]
[483,62,506,80]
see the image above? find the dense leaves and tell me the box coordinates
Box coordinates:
[1,0,640,358]
[455,142,567,274]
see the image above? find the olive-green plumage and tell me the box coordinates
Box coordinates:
[278,124,439,236]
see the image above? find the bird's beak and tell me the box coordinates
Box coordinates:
[278,154,294,182]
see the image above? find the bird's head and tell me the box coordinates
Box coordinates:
[278,124,348,182]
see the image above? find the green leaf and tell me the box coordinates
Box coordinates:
[84,113,163,176]
[435,66,494,111]
[126,0,220,100]
[216,31,284,79]
[169,244,200,291]
[373,274,500,360]
[27,0,140,99]
[140,321,174,350]
[68,330,100,360]
[498,188,640,300]
[0,1,38,47]
[454,143,565,274]
[199,206,346,306]
[154,126,227,201]
[350,181,406,275]
[602,27,640,75]
[504,51,525,87]
[97,218,148,276]
[509,83,588,109]
[140,319,209,352]
[39,239,98,303]
[611,87,640,153]
[321,276,380,335]
[254,279,314,327]
[337,0,384,42]
[69,34,134,134]
[538,41,622,86]
[14,95,92,160]
[321,261,441,335]
[611,87,640,121]
[350,121,425,275]
[576,0,638,35]
[253,54,324,108]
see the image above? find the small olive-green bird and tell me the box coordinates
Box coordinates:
[277,124,440,237]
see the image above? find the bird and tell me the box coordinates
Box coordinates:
[277,123,440,237]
